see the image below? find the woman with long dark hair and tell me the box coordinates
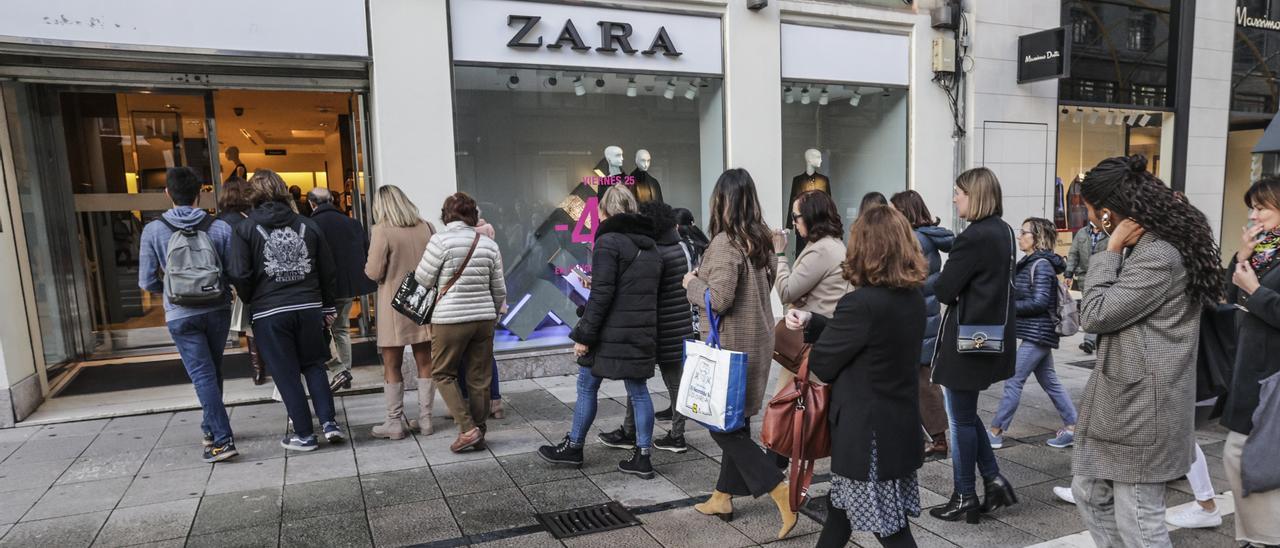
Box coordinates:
[684,168,796,540]
[1069,155,1218,547]
[928,167,1018,523]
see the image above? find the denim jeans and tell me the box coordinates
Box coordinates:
[945,387,1000,496]
[621,361,686,438]
[569,367,654,449]
[167,309,234,445]
[253,308,337,438]
[1072,476,1172,548]
[991,341,1078,431]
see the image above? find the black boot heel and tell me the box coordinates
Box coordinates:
[965,509,981,524]
[982,474,1018,513]
[929,492,982,523]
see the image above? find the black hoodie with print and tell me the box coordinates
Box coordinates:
[228,200,337,321]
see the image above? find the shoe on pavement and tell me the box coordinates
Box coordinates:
[1053,486,1076,504]
[329,370,353,392]
[538,435,584,466]
[322,421,345,443]
[449,427,484,453]
[597,427,636,450]
[618,447,655,479]
[1047,429,1075,448]
[281,434,319,452]
[987,430,1004,449]
[653,433,688,453]
[1166,503,1222,529]
[202,441,238,463]
[1079,341,1095,354]
[654,407,674,421]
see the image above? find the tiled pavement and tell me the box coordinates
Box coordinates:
[0,342,1242,547]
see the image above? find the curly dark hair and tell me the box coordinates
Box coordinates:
[1080,155,1222,306]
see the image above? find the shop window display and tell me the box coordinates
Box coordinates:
[781,84,907,245]
[1055,107,1165,234]
[452,66,723,352]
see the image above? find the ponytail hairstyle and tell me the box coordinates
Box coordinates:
[1079,155,1223,306]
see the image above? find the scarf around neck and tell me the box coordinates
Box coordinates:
[1251,228,1280,276]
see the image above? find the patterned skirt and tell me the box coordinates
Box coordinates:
[829,437,922,536]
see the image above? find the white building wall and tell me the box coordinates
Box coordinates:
[1184,1,1235,243]
[966,0,1061,232]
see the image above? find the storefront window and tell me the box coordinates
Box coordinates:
[1055,107,1166,232]
[452,66,723,352]
[1232,0,1280,114]
[780,84,907,229]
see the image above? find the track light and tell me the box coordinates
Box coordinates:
[849,91,861,107]
[545,76,558,88]
[818,88,829,105]
[506,75,520,90]
[626,78,637,97]
[784,86,794,104]
[573,77,586,96]
[800,87,811,105]
[1060,107,1069,120]
[1072,108,1082,123]
[685,79,698,100]
[1105,110,1117,125]
[1088,109,1099,125]
[1137,113,1152,127]
[1128,113,1140,127]
[663,79,677,100]
[594,78,606,92]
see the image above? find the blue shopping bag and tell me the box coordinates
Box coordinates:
[674,289,748,433]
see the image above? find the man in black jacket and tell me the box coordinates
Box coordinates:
[228,172,344,451]
[308,188,377,390]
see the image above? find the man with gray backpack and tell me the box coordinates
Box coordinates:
[139,166,238,463]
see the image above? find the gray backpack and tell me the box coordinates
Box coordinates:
[159,216,224,306]
[1034,259,1080,337]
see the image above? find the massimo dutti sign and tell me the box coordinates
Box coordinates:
[1237,6,1280,31]
[450,0,723,75]
[1017,27,1071,84]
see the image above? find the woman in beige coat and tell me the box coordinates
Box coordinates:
[364,185,438,439]
[684,168,796,540]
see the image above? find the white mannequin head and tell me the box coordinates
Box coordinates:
[635,149,652,172]
[804,149,822,174]
[605,146,624,174]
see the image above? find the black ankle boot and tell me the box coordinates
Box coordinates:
[982,474,1018,513]
[618,447,655,479]
[929,492,982,524]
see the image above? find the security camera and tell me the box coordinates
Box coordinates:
[233,107,244,117]
[747,0,767,10]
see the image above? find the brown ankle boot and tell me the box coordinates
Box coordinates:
[247,336,266,385]
[768,483,799,539]
[693,490,734,522]
[371,383,407,440]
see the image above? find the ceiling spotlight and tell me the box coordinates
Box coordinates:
[506,75,520,90]
[818,88,829,106]
[1072,108,1083,123]
[594,77,606,92]
[1105,110,1117,125]
[684,81,698,100]
[849,91,862,107]
[1137,113,1151,127]
[1087,110,1099,125]
[626,78,637,97]
[881,87,891,97]
[663,79,677,100]
[1128,113,1141,127]
[573,77,586,96]
[545,76,558,88]
[784,86,794,104]
[800,87,811,105]
[1060,107,1069,120]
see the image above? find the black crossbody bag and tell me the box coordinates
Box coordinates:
[956,226,1016,354]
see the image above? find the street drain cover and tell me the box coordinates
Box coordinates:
[536,501,642,539]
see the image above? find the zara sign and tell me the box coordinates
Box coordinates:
[1017,27,1071,84]
[451,0,723,76]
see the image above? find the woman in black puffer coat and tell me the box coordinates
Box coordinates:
[539,186,663,479]
[988,218,1078,450]
[599,201,698,454]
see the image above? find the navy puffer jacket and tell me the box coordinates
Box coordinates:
[915,225,954,365]
[1014,250,1067,348]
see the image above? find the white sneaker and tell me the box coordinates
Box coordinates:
[1053,486,1076,504]
[1165,503,1222,529]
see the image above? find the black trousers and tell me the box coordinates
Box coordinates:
[254,308,336,438]
[710,423,784,497]
[817,497,917,548]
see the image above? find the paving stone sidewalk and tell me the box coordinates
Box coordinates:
[0,345,1240,547]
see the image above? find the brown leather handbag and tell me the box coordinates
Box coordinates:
[761,355,831,512]
[772,318,811,375]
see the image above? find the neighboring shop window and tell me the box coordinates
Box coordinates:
[1060,0,1175,108]
[452,66,724,352]
[780,84,908,233]
[1233,0,1280,114]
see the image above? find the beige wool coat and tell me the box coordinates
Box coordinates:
[365,222,435,347]
[686,233,778,418]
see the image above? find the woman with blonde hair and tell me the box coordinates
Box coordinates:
[365,184,438,439]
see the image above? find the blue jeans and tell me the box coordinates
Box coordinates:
[991,341,1079,431]
[945,387,1000,496]
[253,309,337,439]
[167,309,234,446]
[569,367,653,449]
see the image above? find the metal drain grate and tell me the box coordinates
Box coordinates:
[536,501,642,539]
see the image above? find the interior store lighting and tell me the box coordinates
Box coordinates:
[573,77,586,96]
[684,78,699,100]
[1072,108,1083,123]
[663,79,677,100]
[545,76,558,88]
[1128,113,1141,127]
[594,77,606,92]
[1137,113,1152,127]
[626,78,637,97]
[785,86,794,104]
[800,87,811,105]
[506,75,520,90]
[849,91,861,107]
[1106,110,1117,125]
[818,88,829,106]
[1088,109,1100,125]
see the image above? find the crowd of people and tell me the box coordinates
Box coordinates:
[139,152,1279,548]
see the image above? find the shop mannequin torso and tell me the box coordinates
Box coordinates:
[597,145,626,199]
[629,149,664,204]
[788,148,832,230]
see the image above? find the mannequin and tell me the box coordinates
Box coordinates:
[596,145,626,199]
[628,149,665,204]
[787,149,832,253]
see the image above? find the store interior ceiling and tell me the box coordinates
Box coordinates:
[1059,105,1164,128]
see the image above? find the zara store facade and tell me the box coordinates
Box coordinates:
[0,0,960,424]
